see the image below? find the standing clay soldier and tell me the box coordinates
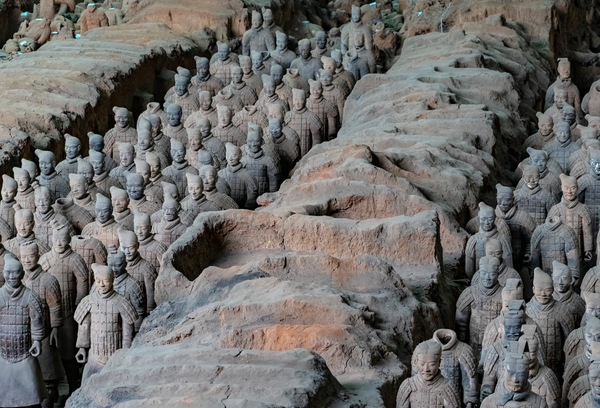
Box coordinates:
[90,150,123,195]
[33,186,74,248]
[224,65,258,106]
[270,31,296,70]
[163,104,188,146]
[284,68,311,93]
[396,340,461,408]
[56,134,81,179]
[74,264,137,381]
[133,212,167,271]
[210,42,239,86]
[20,241,63,407]
[518,148,561,200]
[573,354,600,408]
[579,150,600,241]
[515,164,557,226]
[352,32,376,74]
[569,137,600,180]
[307,78,338,141]
[242,10,275,56]
[145,115,171,162]
[81,193,121,249]
[78,3,108,34]
[546,58,582,116]
[239,55,263,96]
[127,171,161,217]
[319,68,345,124]
[13,167,36,213]
[104,107,138,166]
[165,75,199,123]
[67,174,95,219]
[151,197,187,247]
[213,87,244,116]
[548,174,593,263]
[213,105,246,147]
[35,149,70,199]
[527,268,574,376]
[1,174,17,233]
[456,255,503,361]
[465,202,513,279]
[144,152,174,206]
[196,119,226,170]
[87,132,118,173]
[118,229,157,313]
[331,50,356,92]
[341,5,373,54]
[137,103,167,129]
[269,63,293,108]
[255,74,289,115]
[218,143,258,209]
[136,129,168,169]
[109,142,136,188]
[291,39,323,80]
[321,56,350,100]
[312,31,330,59]
[285,88,322,157]
[0,253,46,408]
[543,120,580,172]
[531,216,580,277]
[191,56,224,98]
[546,88,569,125]
[471,238,521,289]
[343,49,370,81]
[184,91,219,129]
[242,123,280,196]
[552,260,585,327]
[110,187,133,231]
[5,208,50,260]
[181,173,220,220]
[162,139,199,198]
[199,165,239,210]
[106,245,145,332]
[39,220,88,394]
[264,117,300,181]
[522,113,555,154]
[233,105,269,136]
[562,293,600,365]
[267,103,301,146]
[70,235,107,290]
[262,8,282,37]
[480,350,548,408]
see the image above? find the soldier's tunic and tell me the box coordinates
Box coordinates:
[471,260,521,288]
[144,174,175,206]
[515,185,557,226]
[554,289,586,329]
[395,371,460,408]
[163,124,188,147]
[224,81,258,107]
[241,150,279,196]
[213,90,244,116]
[495,205,536,270]
[56,156,80,180]
[81,217,121,249]
[210,56,239,86]
[255,92,289,116]
[529,364,561,408]
[548,197,593,258]
[190,73,224,98]
[263,132,300,183]
[564,326,586,366]
[213,123,247,147]
[270,48,296,70]
[184,107,219,129]
[573,391,600,408]
[579,170,600,243]
[531,218,580,277]
[93,172,123,197]
[307,95,338,141]
[15,186,36,213]
[113,272,145,332]
[129,197,161,218]
[138,234,167,271]
[125,253,157,313]
[33,210,75,248]
[161,161,199,199]
[465,226,513,277]
[164,91,199,124]
[5,232,50,261]
[104,126,138,165]
[284,107,322,157]
[152,217,187,247]
[37,172,70,199]
[114,209,134,231]
[232,106,269,135]
[322,83,345,123]
[71,193,96,219]
[70,235,107,291]
[0,198,16,233]
[543,137,580,172]
[109,162,136,189]
[523,131,555,153]
[54,198,95,233]
[181,195,221,221]
[242,26,275,55]
[199,133,226,170]
[480,381,548,408]
[204,189,239,210]
[290,56,322,80]
[218,164,258,209]
[564,351,593,408]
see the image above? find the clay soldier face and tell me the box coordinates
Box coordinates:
[1,180,16,202]
[3,258,23,289]
[226,147,241,167]
[138,131,152,150]
[171,145,185,164]
[115,109,129,129]
[200,167,217,190]
[592,156,600,177]
[252,12,262,29]
[38,154,55,176]
[479,262,499,289]
[247,132,262,154]
[562,178,578,201]
[589,363,600,399]
[479,213,495,232]
[107,250,126,276]
[310,81,323,98]
[95,200,112,224]
[188,179,203,200]
[218,107,232,127]
[319,70,333,86]
[554,89,567,109]
[276,35,287,51]
[351,6,361,23]
[120,236,138,262]
[316,31,327,49]
[162,200,178,222]
[524,172,540,189]
[35,189,51,214]
[111,193,129,213]
[252,52,263,69]
[89,136,103,152]
[539,116,553,136]
[127,175,145,200]
[134,216,151,241]
[188,132,202,151]
[20,244,39,271]
[416,353,440,382]
[15,171,30,192]
[298,42,311,59]
[553,267,572,293]
[89,156,105,176]
[65,139,81,159]
[293,93,306,111]
[529,152,548,173]
[136,166,150,186]
[52,226,70,254]
[232,67,243,84]
[95,268,114,295]
[263,79,275,97]
[269,118,282,138]
[148,159,161,179]
[532,279,553,304]
[586,294,600,319]
[199,119,211,137]
[148,115,162,137]
[199,92,212,111]
[558,61,571,79]
[271,66,283,84]
[505,360,529,392]
[497,193,513,213]
[167,106,182,127]
[504,316,523,341]
[15,211,34,237]
[119,145,134,167]
[174,80,188,97]
[524,340,539,368]
[585,323,600,347]
[218,44,229,61]
[196,59,209,78]
[263,10,273,26]
[240,57,253,74]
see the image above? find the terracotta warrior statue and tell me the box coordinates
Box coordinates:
[5,207,50,260]
[517,147,561,200]
[33,186,74,248]
[146,115,171,160]
[262,8,282,37]
[564,293,600,365]
[210,41,239,88]
[56,134,81,179]
[527,268,574,377]
[0,174,17,233]
[471,238,521,289]
[104,107,137,166]
[181,173,220,220]
[213,104,247,147]
[126,171,160,216]
[137,102,167,129]
[255,74,289,115]
[39,219,89,394]
[218,143,258,209]
[522,112,555,154]
[285,88,322,157]
[199,164,239,210]
[152,196,188,247]
[110,187,133,231]
[144,151,174,206]
[164,67,192,101]
[191,56,224,98]
[74,263,137,381]
[572,355,600,407]
[264,116,300,182]
[109,142,136,188]
[543,120,580,172]
[322,55,351,99]
[319,68,346,123]
[268,63,293,108]
[307,78,339,142]
[270,31,296,70]
[35,149,70,199]
[165,74,199,124]
[79,3,108,34]
[331,50,356,92]
[232,106,268,140]
[184,91,218,129]
[76,157,108,202]
[283,67,310,93]
[568,136,600,180]
[241,123,280,196]
[515,164,558,226]
[162,139,199,198]
[291,39,323,80]
[239,55,263,96]
[552,260,585,326]
[89,150,123,196]
[531,216,579,277]
[251,50,270,78]
[163,104,188,147]
[87,132,117,173]
[13,167,36,213]
[396,339,461,408]
[545,87,569,125]
[0,253,46,408]
[341,5,373,54]
[242,10,275,56]
[20,241,63,407]
[545,58,582,117]
[69,235,107,291]
[67,173,95,220]
[133,212,167,271]
[106,245,145,332]
[456,255,503,361]
[224,65,258,106]
[135,129,168,169]
[81,193,121,249]
[578,149,600,242]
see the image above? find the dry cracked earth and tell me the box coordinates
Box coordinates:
[1,0,600,407]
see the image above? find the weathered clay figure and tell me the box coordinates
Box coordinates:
[150,182,180,225]
[531,216,580,278]
[184,91,218,129]
[572,353,600,407]
[545,87,569,125]
[133,212,166,271]
[126,172,160,217]
[548,174,593,263]
[81,193,121,249]
[396,339,461,408]
[106,245,145,332]
[472,238,521,288]
[74,263,136,381]
[543,120,580,172]
[262,8,282,37]
[181,173,220,220]
[242,10,275,56]
[67,173,95,219]
[136,129,168,169]
[110,187,133,231]
[232,106,268,137]
[151,197,187,247]
[144,152,174,206]
[352,32,376,74]
[251,50,270,78]
[562,103,582,141]
[264,116,300,181]
[89,150,123,196]
[224,65,258,106]
[241,123,280,196]
[35,149,70,199]
[191,56,224,98]
[285,88,322,157]
[13,167,36,213]
[307,78,338,141]
[0,174,17,233]
[527,268,574,376]
[268,63,293,108]
[321,55,351,99]
[213,87,244,117]
[199,165,238,210]
[210,42,240,88]
[270,31,296,70]
[568,134,600,180]
[456,255,503,361]
[465,202,513,279]
[331,50,356,92]
[162,104,188,146]
[578,149,600,242]
[137,102,167,129]
[109,142,136,188]
[341,5,373,53]
[69,235,107,291]
[238,55,263,96]
[75,159,104,202]
[79,3,108,34]
[212,104,246,147]
[546,58,582,117]
[56,134,81,179]
[0,253,46,408]
[161,139,199,198]
[563,293,600,365]
[319,68,345,124]
[552,260,585,327]
[267,103,300,147]
[39,219,88,394]
[343,49,370,81]
[218,143,259,209]
[283,67,311,93]
[255,75,289,117]
[165,75,199,124]
[5,207,50,260]
[194,121,226,170]
[291,39,323,80]
[517,148,562,200]
[522,112,555,154]
[480,348,548,408]
[87,132,117,173]
[33,186,74,248]
[515,164,557,226]
[105,107,138,166]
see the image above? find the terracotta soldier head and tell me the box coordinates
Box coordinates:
[562,103,577,126]
[292,88,307,111]
[251,50,264,70]
[20,240,39,272]
[137,130,153,151]
[177,67,192,83]
[88,132,105,153]
[251,9,262,29]
[197,118,211,140]
[503,350,530,393]
[239,56,252,75]
[95,193,112,224]
[162,196,180,222]
[2,175,17,203]
[51,219,71,254]
[194,56,210,80]
[199,165,218,192]
[504,299,526,341]
[298,39,311,60]
[331,49,343,69]
[117,229,139,262]
[64,134,81,160]
[559,173,578,202]
[93,263,114,295]
[309,78,323,99]
[478,202,495,232]
[262,8,274,27]
[166,104,182,127]
[35,149,56,176]
[226,143,242,168]
[133,212,151,242]
[134,159,150,186]
[227,66,242,87]
[315,31,327,51]
[502,279,524,310]
[162,182,179,201]
[592,150,600,177]
[13,167,31,193]
[585,316,600,351]
[69,174,87,200]
[270,63,284,85]
[170,139,186,165]
[268,102,286,123]
[146,152,162,179]
[584,292,600,320]
[275,31,287,52]
[478,255,500,289]
[107,244,126,277]
[21,159,38,181]
[34,186,52,214]
[14,207,34,238]
[198,91,212,112]
[552,261,573,298]
[77,159,95,187]
[118,142,135,168]
[3,252,24,289]
[197,150,213,167]
[110,187,129,214]
[268,116,283,139]
[174,74,189,97]
[262,75,276,97]
[351,4,361,23]
[413,339,442,381]
[186,173,204,201]
[125,172,145,201]
[148,114,162,138]
[587,115,600,133]
[217,41,230,62]
[526,147,549,174]
[318,68,333,87]
[557,58,571,80]
[536,112,553,137]
[88,150,106,176]
[532,268,553,305]
[520,325,541,372]
[521,164,540,190]
[113,107,129,130]
[322,56,337,73]
[495,184,514,213]
[217,104,232,127]
[554,88,568,109]
[247,123,263,154]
